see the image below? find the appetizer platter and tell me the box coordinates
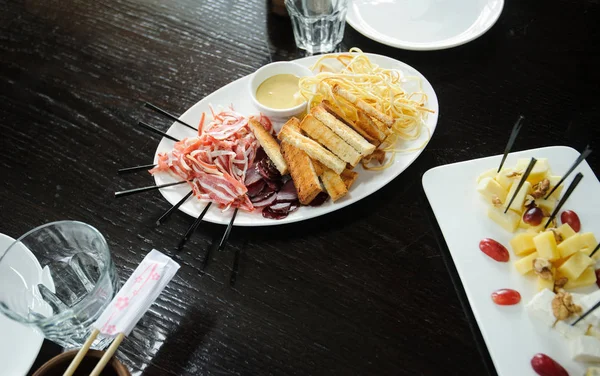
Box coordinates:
[151,50,439,226]
[423,146,600,376]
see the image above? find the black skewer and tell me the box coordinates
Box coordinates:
[504,158,537,213]
[118,163,157,175]
[572,300,600,327]
[156,190,194,225]
[177,202,212,250]
[202,208,238,269]
[498,115,525,173]
[114,180,189,198]
[544,172,584,229]
[545,145,592,199]
[144,102,197,132]
[589,243,600,258]
[138,121,180,142]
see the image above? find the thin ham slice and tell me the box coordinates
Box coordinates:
[252,193,277,208]
[276,180,298,203]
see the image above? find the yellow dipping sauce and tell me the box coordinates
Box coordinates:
[256,74,303,109]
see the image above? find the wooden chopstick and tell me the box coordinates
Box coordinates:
[115,180,189,198]
[89,332,126,376]
[177,202,212,250]
[118,163,157,175]
[138,121,180,142]
[63,329,99,376]
[157,190,194,225]
[144,102,197,132]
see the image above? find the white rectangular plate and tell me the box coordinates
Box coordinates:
[422,146,600,376]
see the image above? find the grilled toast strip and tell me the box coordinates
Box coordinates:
[332,84,394,127]
[321,100,377,144]
[322,100,386,144]
[278,125,346,174]
[248,118,288,175]
[311,105,375,156]
[300,114,361,166]
[340,169,358,189]
[321,169,348,202]
[281,142,322,205]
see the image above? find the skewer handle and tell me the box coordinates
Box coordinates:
[63,328,99,376]
[89,332,126,376]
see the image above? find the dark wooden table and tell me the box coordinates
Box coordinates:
[1,0,599,374]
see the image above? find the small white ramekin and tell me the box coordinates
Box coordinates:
[249,62,313,120]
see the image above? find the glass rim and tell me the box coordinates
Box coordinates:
[0,220,112,325]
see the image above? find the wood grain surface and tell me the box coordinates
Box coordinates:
[0,0,599,375]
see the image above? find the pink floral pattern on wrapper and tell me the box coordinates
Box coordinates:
[105,325,117,335]
[115,297,129,310]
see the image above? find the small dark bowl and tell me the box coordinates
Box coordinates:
[32,349,130,376]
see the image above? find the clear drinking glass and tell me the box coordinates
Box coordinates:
[285,0,349,54]
[0,221,119,349]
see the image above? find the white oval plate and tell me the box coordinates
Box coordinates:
[153,53,439,226]
[0,233,44,376]
[346,0,504,51]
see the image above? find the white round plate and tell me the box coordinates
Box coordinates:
[346,0,504,51]
[153,53,439,226]
[0,233,44,376]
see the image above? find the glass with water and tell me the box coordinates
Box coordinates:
[285,0,349,54]
[0,221,119,349]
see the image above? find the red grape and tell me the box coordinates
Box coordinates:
[479,238,510,262]
[491,289,521,305]
[530,353,568,376]
[561,210,581,232]
[523,207,544,226]
[595,269,600,289]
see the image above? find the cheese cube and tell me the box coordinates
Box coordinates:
[547,175,564,199]
[579,290,600,327]
[535,197,557,214]
[516,158,550,185]
[570,336,600,362]
[559,252,595,281]
[557,234,585,258]
[477,177,508,203]
[525,288,556,327]
[510,232,537,256]
[495,168,518,190]
[557,223,577,240]
[581,233,599,256]
[537,275,555,291]
[487,207,520,233]
[586,367,600,376]
[515,251,538,275]
[555,320,588,339]
[564,267,597,290]
[505,181,532,213]
[534,231,559,261]
[477,168,497,183]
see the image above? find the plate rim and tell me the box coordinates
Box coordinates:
[0,232,45,376]
[152,52,439,226]
[346,0,505,51]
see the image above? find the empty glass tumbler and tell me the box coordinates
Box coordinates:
[0,221,119,349]
[285,0,349,54]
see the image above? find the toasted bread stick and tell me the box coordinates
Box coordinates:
[332,84,394,127]
[278,125,346,174]
[321,169,348,202]
[322,100,386,144]
[311,105,375,156]
[321,100,377,144]
[281,142,322,204]
[248,119,288,175]
[300,115,361,166]
[340,169,358,189]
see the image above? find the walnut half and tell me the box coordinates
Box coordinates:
[531,179,551,199]
[533,258,553,280]
[552,291,582,321]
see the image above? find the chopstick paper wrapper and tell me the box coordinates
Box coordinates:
[64,249,180,376]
